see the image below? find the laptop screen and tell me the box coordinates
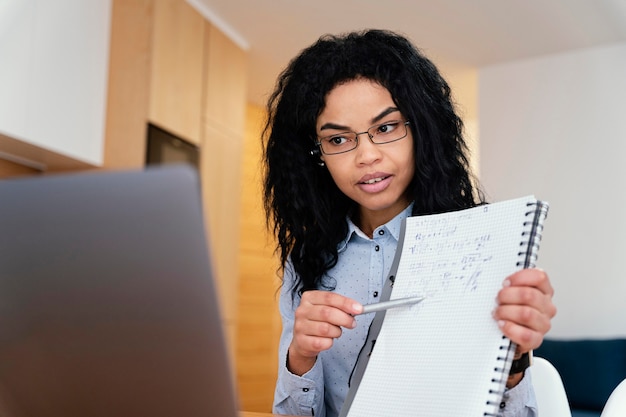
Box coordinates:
[0,165,239,417]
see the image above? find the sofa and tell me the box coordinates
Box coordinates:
[534,338,626,417]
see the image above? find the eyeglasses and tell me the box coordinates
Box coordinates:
[316,120,410,155]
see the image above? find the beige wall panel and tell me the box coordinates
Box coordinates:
[239,252,279,280]
[201,21,247,359]
[149,0,204,144]
[239,223,274,253]
[104,0,153,169]
[203,25,247,132]
[201,124,243,327]
[236,104,281,412]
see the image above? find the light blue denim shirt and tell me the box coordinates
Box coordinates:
[273,203,537,417]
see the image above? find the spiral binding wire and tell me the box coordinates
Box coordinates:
[483,335,517,416]
[517,201,550,269]
[484,199,549,416]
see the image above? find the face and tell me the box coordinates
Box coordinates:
[316,78,415,230]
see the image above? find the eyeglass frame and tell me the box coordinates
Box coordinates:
[315,120,411,155]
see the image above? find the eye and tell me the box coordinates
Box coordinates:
[326,134,351,146]
[376,121,400,135]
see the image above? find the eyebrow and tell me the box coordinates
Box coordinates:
[319,107,401,132]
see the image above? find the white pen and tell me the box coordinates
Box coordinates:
[356,295,426,315]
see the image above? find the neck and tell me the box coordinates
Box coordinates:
[354,200,411,238]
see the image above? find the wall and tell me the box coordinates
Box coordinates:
[479,41,626,339]
[443,67,480,177]
[235,104,281,412]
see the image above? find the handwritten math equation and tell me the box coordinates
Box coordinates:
[398,209,498,298]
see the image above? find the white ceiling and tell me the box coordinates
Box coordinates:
[189,0,626,107]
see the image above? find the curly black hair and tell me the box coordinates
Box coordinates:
[262,29,484,295]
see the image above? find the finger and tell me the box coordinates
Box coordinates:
[498,285,550,313]
[296,301,357,330]
[301,290,363,315]
[293,312,345,339]
[505,268,554,297]
[293,331,339,356]
[500,269,556,315]
[498,319,545,353]
[291,309,346,360]
[495,302,552,354]
[291,312,342,359]
[495,304,552,335]
[498,279,557,320]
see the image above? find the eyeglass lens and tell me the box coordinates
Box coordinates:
[318,120,408,155]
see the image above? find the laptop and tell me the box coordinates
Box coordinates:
[0,165,240,417]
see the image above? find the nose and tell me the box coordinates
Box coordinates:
[354,132,382,165]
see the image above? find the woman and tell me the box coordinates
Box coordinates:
[262,29,556,417]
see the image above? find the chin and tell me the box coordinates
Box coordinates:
[359,197,407,213]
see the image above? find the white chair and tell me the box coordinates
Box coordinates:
[529,356,572,417]
[601,378,626,417]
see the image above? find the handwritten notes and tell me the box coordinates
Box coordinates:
[342,197,546,417]
[399,206,497,300]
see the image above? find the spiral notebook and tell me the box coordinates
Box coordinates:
[339,196,549,417]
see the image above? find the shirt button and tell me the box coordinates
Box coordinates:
[374,245,380,251]
[373,291,379,297]
[378,230,385,235]
[499,401,506,409]
[303,388,309,392]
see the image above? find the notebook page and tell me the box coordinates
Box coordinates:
[346,196,536,417]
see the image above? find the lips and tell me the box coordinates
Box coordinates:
[358,172,390,184]
[357,173,392,193]
[361,176,386,184]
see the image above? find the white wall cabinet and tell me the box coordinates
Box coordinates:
[0,0,112,169]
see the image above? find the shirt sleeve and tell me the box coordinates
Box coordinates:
[498,371,538,417]
[272,261,327,417]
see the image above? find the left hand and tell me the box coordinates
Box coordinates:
[494,268,557,355]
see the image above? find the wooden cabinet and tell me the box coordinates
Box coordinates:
[103,0,153,169]
[148,0,248,354]
[235,104,281,412]
[200,23,247,352]
[105,0,247,355]
[0,157,39,179]
[148,0,205,145]
[203,25,247,131]
[0,0,112,170]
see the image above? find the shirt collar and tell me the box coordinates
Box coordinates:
[338,202,414,252]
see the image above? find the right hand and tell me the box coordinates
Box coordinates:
[287,290,363,375]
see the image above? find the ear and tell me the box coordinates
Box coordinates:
[310,149,325,167]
